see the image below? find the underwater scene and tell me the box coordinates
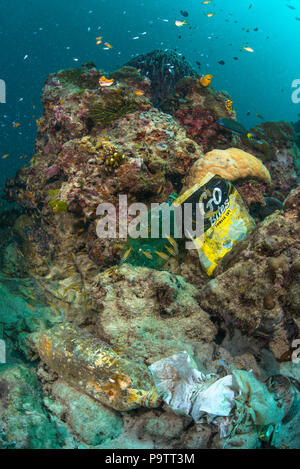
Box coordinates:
[0,0,300,452]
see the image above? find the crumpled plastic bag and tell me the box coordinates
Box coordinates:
[149,351,235,421]
[232,369,285,426]
[149,351,286,432]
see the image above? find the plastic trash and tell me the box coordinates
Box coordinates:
[173,173,255,275]
[149,351,288,447]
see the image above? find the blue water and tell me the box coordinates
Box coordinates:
[0,0,300,199]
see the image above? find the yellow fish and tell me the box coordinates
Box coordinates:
[99,76,115,87]
[104,42,113,48]
[225,99,233,111]
[243,46,254,52]
[199,74,213,87]
[206,13,215,17]
[165,234,178,251]
[2,154,9,159]
[13,122,20,127]
[164,244,177,257]
[122,246,132,260]
[134,90,144,96]
[202,1,211,3]
[155,251,169,261]
[141,250,153,260]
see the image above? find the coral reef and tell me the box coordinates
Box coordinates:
[125,49,197,107]
[184,148,271,188]
[1,53,300,449]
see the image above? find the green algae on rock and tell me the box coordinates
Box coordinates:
[0,364,60,449]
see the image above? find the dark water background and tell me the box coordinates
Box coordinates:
[0,0,300,203]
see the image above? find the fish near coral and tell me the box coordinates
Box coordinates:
[199,74,213,87]
[99,76,115,87]
[225,99,233,112]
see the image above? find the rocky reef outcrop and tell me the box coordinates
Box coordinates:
[0,54,300,449]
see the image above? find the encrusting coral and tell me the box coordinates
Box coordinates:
[1,52,300,450]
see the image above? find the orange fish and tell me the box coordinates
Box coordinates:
[99,76,114,87]
[104,42,113,49]
[199,74,213,87]
[134,90,144,96]
[13,122,20,127]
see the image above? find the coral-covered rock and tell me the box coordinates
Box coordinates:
[197,184,300,359]
[90,264,216,365]
[45,381,123,445]
[0,364,59,449]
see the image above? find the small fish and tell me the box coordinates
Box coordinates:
[175,20,187,27]
[199,74,213,87]
[122,246,132,260]
[242,46,254,52]
[141,249,153,260]
[99,76,115,87]
[36,119,41,126]
[134,90,144,96]
[165,235,178,251]
[218,60,225,65]
[12,122,20,127]
[26,303,35,312]
[202,1,211,3]
[164,244,177,256]
[180,10,189,18]
[26,294,35,300]
[2,154,9,159]
[225,99,233,111]
[155,250,169,261]
[104,42,113,48]
[256,113,264,120]
[206,13,215,17]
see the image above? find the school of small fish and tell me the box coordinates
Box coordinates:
[1,1,298,173]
